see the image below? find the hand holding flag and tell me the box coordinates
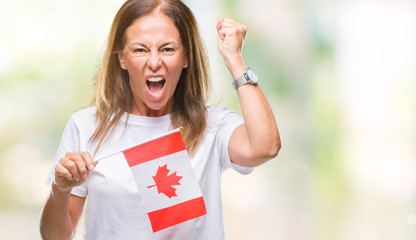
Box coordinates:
[53,152,96,194]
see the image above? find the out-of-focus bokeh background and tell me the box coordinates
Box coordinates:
[1,0,415,239]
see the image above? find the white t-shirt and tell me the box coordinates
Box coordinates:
[46,104,252,240]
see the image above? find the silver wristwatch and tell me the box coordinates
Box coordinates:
[232,68,259,89]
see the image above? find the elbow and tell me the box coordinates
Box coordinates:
[260,127,281,160]
[262,134,281,160]
[261,140,280,162]
[247,139,281,167]
[232,134,281,168]
[268,141,281,159]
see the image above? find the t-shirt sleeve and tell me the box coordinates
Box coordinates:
[45,116,88,197]
[211,104,254,175]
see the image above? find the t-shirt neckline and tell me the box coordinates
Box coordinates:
[120,112,171,126]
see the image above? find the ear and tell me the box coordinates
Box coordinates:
[118,51,126,69]
[183,56,188,69]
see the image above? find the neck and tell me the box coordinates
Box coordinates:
[130,101,173,117]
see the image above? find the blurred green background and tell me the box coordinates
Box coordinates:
[1,0,415,239]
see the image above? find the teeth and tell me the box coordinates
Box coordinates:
[147,77,164,82]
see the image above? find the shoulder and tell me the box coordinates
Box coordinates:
[206,104,243,129]
[207,104,240,121]
[69,106,97,123]
[207,104,234,117]
[65,106,98,132]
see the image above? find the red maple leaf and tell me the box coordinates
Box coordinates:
[147,164,183,198]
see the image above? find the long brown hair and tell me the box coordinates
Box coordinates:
[90,0,210,154]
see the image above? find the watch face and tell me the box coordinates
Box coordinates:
[247,68,258,84]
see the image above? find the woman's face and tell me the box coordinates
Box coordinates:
[119,10,187,117]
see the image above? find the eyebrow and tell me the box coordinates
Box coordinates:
[129,41,178,48]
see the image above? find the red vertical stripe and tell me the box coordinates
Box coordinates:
[123,132,186,167]
[148,196,207,232]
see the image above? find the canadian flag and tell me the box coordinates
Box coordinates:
[121,129,207,232]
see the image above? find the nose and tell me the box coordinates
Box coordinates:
[147,52,161,71]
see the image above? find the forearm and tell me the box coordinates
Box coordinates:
[40,186,74,240]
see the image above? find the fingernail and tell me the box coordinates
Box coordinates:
[83,174,87,180]
[89,164,94,170]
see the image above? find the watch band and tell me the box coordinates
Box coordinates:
[232,74,248,89]
[232,68,259,89]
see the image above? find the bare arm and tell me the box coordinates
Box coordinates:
[40,152,95,239]
[217,18,281,167]
[40,190,85,240]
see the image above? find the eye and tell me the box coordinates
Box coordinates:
[133,48,146,54]
[161,47,176,54]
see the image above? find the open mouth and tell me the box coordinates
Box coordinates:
[146,76,166,97]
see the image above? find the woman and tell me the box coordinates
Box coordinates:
[40,0,280,239]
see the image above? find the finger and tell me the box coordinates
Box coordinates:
[62,156,80,182]
[219,18,239,29]
[218,28,229,40]
[222,18,247,32]
[218,18,246,30]
[223,18,238,24]
[72,153,88,180]
[220,18,234,27]
[55,162,73,181]
[220,21,247,35]
[80,152,95,172]
[216,18,224,31]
